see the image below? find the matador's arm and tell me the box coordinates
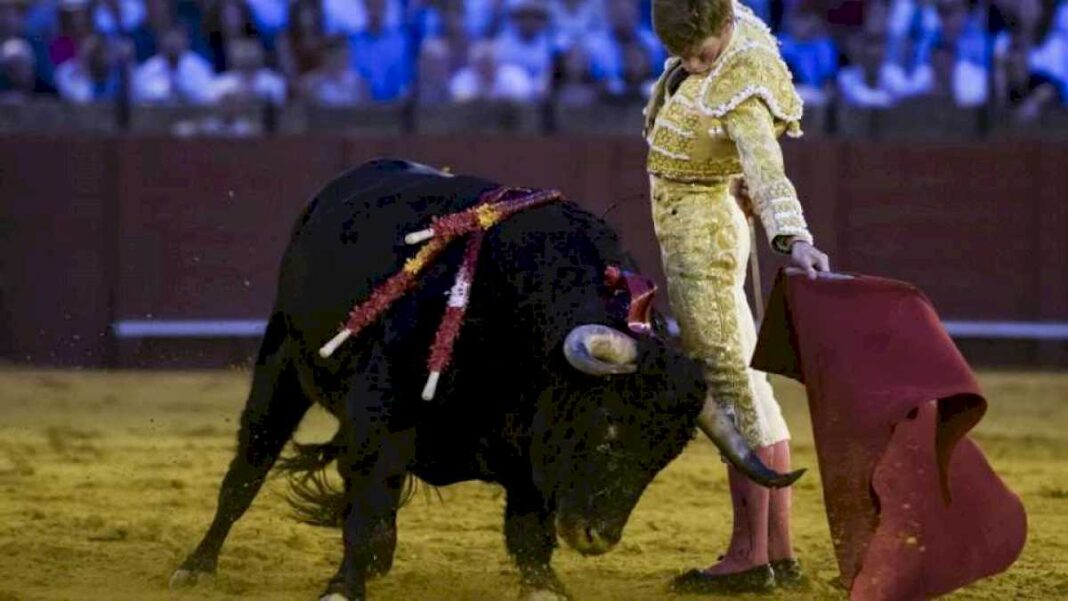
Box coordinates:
[722,97,814,253]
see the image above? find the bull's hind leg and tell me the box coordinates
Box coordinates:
[318,435,410,597]
[504,485,570,601]
[171,316,310,589]
[318,352,415,601]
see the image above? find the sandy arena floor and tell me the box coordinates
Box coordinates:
[0,369,1065,601]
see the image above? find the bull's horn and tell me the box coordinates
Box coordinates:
[697,404,805,489]
[563,325,638,376]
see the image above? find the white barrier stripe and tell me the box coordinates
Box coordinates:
[113,319,1068,341]
[113,319,267,338]
[942,321,1068,341]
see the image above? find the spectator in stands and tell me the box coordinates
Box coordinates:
[466,0,506,38]
[407,0,444,45]
[277,0,330,81]
[886,0,939,68]
[350,0,412,101]
[24,0,60,41]
[995,35,1063,122]
[550,0,604,50]
[883,46,934,100]
[989,0,1051,40]
[1032,0,1068,103]
[0,37,56,101]
[127,0,175,62]
[213,37,286,104]
[49,0,93,68]
[552,44,597,105]
[300,36,365,105]
[990,0,1043,58]
[132,23,215,104]
[0,0,51,84]
[415,37,452,104]
[204,0,260,72]
[55,34,129,103]
[439,0,472,75]
[837,33,896,107]
[449,39,534,101]
[324,0,403,36]
[934,0,988,65]
[93,0,147,37]
[862,0,891,37]
[246,0,290,40]
[174,0,209,54]
[10,0,57,87]
[494,0,553,97]
[924,0,987,107]
[925,37,982,106]
[585,0,662,98]
[0,0,23,42]
[882,1,942,102]
[779,4,838,106]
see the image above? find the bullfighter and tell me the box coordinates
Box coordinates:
[643,0,832,593]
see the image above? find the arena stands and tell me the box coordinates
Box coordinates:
[0,0,1064,136]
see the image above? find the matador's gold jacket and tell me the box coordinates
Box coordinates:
[643,5,814,252]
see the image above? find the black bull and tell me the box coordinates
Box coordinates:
[170,160,801,601]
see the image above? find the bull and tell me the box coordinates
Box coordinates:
[170,160,801,601]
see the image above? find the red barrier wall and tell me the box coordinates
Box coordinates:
[2,136,1064,367]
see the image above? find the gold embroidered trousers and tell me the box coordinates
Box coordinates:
[650,175,790,448]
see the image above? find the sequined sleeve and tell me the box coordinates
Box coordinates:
[722,97,814,253]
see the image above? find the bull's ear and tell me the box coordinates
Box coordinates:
[563,325,638,376]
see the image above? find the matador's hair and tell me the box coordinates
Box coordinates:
[652,0,734,57]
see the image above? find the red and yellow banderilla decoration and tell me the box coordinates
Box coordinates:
[319,187,564,400]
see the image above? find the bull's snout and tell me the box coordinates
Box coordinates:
[555,517,620,556]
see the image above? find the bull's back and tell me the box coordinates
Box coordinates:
[274,160,498,338]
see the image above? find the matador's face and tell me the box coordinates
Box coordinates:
[679,20,734,75]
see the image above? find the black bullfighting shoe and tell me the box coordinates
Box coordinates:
[670,564,776,594]
[771,558,807,589]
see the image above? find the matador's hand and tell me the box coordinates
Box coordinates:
[789,241,831,280]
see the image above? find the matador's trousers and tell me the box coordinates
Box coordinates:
[649,175,790,448]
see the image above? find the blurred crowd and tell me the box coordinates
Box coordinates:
[0,0,1065,120]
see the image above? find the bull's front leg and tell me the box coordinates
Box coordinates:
[504,486,570,601]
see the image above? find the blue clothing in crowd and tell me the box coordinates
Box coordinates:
[350,27,411,102]
[780,35,838,87]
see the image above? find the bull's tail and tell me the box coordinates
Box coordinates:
[276,430,422,528]
[276,431,346,527]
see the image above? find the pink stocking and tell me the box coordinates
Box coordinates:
[767,440,795,562]
[703,445,774,574]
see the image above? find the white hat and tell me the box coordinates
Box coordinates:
[0,38,33,64]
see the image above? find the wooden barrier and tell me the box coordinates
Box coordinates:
[1,135,1064,367]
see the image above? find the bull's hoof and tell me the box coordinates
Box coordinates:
[169,568,215,590]
[519,587,571,601]
[319,595,351,601]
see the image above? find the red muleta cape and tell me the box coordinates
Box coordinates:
[752,270,1027,600]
